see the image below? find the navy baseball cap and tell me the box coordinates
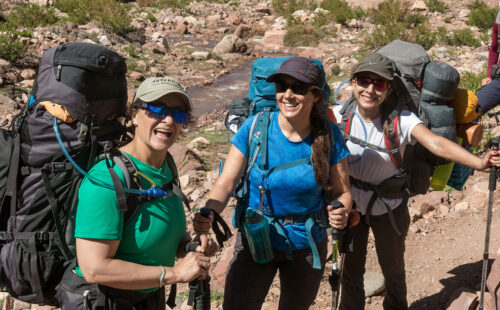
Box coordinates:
[267,57,322,88]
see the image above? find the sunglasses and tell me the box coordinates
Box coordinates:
[275,80,314,95]
[355,76,390,91]
[138,103,189,124]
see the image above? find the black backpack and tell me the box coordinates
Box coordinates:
[0,42,132,306]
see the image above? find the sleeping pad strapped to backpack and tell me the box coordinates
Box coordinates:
[0,42,146,306]
[338,40,460,235]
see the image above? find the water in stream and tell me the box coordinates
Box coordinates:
[186,58,253,118]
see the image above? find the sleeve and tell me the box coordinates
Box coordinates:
[488,21,499,77]
[230,115,255,158]
[398,110,423,145]
[74,161,126,240]
[329,121,350,165]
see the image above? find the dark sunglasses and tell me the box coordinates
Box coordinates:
[275,80,314,95]
[138,103,189,124]
[355,76,390,91]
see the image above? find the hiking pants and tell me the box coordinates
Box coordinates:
[477,77,500,114]
[340,204,410,310]
[223,230,327,310]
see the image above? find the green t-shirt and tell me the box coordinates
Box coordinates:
[74,153,186,292]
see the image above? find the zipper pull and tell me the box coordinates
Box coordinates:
[56,65,62,81]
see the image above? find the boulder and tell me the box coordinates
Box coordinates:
[212,34,247,55]
[234,24,252,39]
[364,271,385,297]
[191,51,210,60]
[20,69,36,80]
[169,143,204,175]
[263,30,287,50]
[130,71,145,81]
[411,0,427,11]
[0,94,17,108]
[446,289,478,310]
[487,258,500,309]
[175,21,189,35]
[409,191,448,215]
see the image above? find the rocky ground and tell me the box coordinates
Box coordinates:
[1,0,500,309]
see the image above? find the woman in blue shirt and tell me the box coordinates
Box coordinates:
[194,57,352,309]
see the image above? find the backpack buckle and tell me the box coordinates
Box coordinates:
[36,231,50,241]
[282,216,294,226]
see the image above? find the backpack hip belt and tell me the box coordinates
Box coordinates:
[349,174,410,236]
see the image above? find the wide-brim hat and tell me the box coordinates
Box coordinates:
[266,57,322,88]
[353,53,395,81]
[133,76,192,112]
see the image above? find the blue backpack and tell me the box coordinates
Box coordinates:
[225,57,332,269]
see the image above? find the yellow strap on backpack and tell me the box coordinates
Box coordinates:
[448,88,480,124]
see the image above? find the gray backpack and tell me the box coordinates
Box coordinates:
[339,41,460,234]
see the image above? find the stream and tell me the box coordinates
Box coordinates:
[186,58,253,119]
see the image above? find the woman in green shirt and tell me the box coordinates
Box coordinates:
[58,77,217,309]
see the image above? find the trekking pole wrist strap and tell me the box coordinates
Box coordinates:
[200,207,233,248]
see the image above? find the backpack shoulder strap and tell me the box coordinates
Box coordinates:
[383,103,406,170]
[108,149,142,224]
[163,151,191,211]
[339,96,357,134]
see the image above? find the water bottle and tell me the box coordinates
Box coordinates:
[243,207,274,264]
[430,137,463,191]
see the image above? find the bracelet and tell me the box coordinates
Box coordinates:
[159,265,166,286]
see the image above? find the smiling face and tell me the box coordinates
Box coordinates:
[132,93,186,155]
[275,75,320,123]
[352,72,393,117]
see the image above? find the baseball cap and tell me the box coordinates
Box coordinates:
[266,57,323,88]
[353,53,395,81]
[133,77,192,112]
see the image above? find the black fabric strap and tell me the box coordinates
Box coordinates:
[6,134,20,228]
[166,284,177,309]
[104,153,128,213]
[28,236,43,304]
[41,170,73,260]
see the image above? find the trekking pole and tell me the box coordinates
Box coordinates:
[185,242,211,310]
[479,137,499,310]
[328,200,345,310]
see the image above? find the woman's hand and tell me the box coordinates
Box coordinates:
[193,211,213,234]
[327,204,349,230]
[193,233,219,257]
[171,252,211,283]
[479,150,500,170]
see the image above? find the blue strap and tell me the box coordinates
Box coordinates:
[305,217,321,270]
[266,215,293,260]
[263,157,312,178]
[259,111,271,169]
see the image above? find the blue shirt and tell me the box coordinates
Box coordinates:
[231,112,349,250]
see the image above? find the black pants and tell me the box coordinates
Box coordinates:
[340,204,411,310]
[223,230,327,310]
[56,266,166,310]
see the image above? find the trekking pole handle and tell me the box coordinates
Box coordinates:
[489,138,499,191]
[330,200,345,239]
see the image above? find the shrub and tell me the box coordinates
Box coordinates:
[320,0,365,25]
[412,24,437,50]
[8,4,59,28]
[272,0,315,21]
[284,22,324,47]
[366,0,430,49]
[425,0,447,13]
[460,70,486,93]
[467,4,496,30]
[467,0,486,10]
[449,28,481,47]
[55,0,132,35]
[330,65,341,77]
[124,45,140,58]
[0,32,27,61]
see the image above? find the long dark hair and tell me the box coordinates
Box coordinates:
[309,88,332,190]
